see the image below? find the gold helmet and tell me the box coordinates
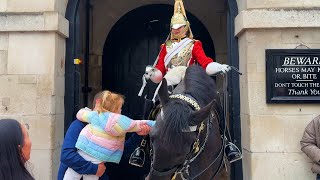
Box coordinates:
[170,0,193,40]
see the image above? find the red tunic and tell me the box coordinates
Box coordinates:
[155,40,214,76]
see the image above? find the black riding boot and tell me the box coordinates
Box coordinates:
[218,112,242,163]
[224,140,242,163]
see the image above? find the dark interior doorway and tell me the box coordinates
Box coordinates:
[102,4,215,119]
[65,1,242,179]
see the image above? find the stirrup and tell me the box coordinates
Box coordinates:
[225,142,242,163]
[129,147,146,167]
[129,139,147,167]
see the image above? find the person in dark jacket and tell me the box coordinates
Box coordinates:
[57,119,146,180]
[301,115,320,180]
[58,91,149,180]
[58,119,108,180]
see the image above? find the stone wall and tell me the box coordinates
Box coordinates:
[0,0,68,179]
[235,3,320,179]
[1,0,319,179]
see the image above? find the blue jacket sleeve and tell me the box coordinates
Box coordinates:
[124,133,143,149]
[121,133,143,160]
[60,120,98,175]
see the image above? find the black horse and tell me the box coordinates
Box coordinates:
[148,65,225,180]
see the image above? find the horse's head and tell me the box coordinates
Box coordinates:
[148,66,218,180]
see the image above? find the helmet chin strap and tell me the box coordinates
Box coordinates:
[171,26,189,41]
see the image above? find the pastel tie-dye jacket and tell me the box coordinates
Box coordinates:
[75,108,155,163]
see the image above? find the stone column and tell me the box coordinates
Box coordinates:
[235,1,320,179]
[0,0,68,179]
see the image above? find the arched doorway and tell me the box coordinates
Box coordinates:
[102,4,215,119]
[64,0,242,179]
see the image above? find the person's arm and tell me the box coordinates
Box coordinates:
[154,44,167,76]
[124,133,143,149]
[192,40,213,69]
[124,119,155,135]
[76,108,95,123]
[60,120,98,175]
[193,40,231,75]
[146,44,166,83]
[300,118,320,163]
[102,113,156,136]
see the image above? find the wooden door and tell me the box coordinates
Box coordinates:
[102,4,215,119]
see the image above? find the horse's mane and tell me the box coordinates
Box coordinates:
[159,100,192,149]
[158,65,217,149]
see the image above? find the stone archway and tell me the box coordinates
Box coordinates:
[64,0,231,123]
[87,0,230,112]
[102,4,215,119]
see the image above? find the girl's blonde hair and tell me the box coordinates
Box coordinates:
[94,90,124,114]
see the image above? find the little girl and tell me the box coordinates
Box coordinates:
[63,90,155,180]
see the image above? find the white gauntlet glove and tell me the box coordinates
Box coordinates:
[206,62,231,75]
[139,66,163,96]
[145,68,154,79]
[144,66,163,83]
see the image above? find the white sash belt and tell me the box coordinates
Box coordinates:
[164,38,193,67]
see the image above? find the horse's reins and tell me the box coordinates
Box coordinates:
[184,102,225,180]
[150,66,243,179]
[189,67,242,180]
[150,119,211,179]
[150,94,225,180]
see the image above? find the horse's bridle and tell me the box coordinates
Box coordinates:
[150,94,225,180]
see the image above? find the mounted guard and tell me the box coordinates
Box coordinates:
[133,0,242,169]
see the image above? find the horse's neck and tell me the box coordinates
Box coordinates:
[172,79,185,94]
[189,118,223,179]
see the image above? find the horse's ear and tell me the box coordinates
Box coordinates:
[190,101,214,125]
[158,78,169,105]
